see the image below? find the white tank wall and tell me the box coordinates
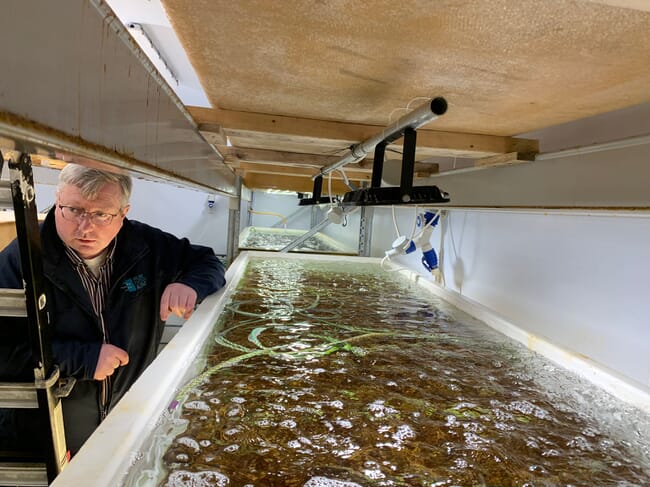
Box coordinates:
[377,207,650,391]
[322,209,362,252]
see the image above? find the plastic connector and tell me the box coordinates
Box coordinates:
[327,206,344,224]
[392,235,416,254]
[421,211,440,228]
[384,235,415,260]
[421,247,438,272]
[384,248,400,259]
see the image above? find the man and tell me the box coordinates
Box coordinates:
[0,163,226,453]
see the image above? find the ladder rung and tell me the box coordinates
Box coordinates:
[0,289,27,317]
[0,382,38,408]
[0,462,47,486]
[0,180,12,209]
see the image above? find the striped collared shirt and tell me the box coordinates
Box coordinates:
[64,238,117,419]
[63,239,117,338]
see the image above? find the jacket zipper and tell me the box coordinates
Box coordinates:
[99,314,111,421]
[100,375,112,420]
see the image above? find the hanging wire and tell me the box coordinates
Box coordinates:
[437,211,446,287]
[391,205,401,237]
[337,167,352,189]
[388,96,431,123]
[409,205,419,239]
[328,170,334,207]
[406,96,431,110]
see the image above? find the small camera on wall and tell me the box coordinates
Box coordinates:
[207,194,216,212]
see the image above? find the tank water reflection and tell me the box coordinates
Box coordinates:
[239,227,351,254]
[136,258,650,486]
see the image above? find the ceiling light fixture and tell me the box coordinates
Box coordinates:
[127,22,179,86]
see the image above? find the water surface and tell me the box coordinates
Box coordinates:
[130,258,650,486]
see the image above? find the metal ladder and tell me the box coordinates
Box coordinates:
[0,153,70,485]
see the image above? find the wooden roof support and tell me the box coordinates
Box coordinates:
[237,162,371,182]
[242,173,352,194]
[225,147,439,183]
[224,147,372,168]
[190,107,539,159]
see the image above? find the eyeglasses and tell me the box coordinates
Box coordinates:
[58,205,121,226]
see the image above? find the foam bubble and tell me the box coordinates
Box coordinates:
[302,476,363,487]
[165,470,229,486]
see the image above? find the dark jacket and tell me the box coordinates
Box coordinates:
[0,209,225,453]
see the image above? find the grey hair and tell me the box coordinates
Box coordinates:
[57,164,132,207]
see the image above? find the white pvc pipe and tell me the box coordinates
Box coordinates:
[316,97,447,178]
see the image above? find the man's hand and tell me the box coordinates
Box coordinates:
[94,344,129,381]
[160,282,198,321]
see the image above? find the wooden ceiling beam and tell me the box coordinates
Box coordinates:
[237,161,371,181]
[242,173,352,194]
[224,147,372,169]
[226,147,439,177]
[190,107,538,159]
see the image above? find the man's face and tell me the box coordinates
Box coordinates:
[55,182,129,259]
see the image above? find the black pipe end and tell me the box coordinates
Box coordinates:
[430,97,448,116]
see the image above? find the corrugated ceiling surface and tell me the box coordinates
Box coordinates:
[163,0,650,136]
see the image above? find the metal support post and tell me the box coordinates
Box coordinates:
[358,205,374,257]
[310,205,319,228]
[226,176,242,266]
[400,127,417,202]
[370,142,387,189]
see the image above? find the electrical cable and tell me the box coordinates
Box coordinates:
[388,96,431,122]
[409,205,419,239]
[436,211,446,287]
[328,171,334,207]
[338,167,352,189]
[380,254,415,275]
[406,96,430,110]
[411,209,441,241]
[248,209,288,228]
[391,205,401,238]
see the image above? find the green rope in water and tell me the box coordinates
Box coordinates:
[172,287,448,405]
[175,329,433,402]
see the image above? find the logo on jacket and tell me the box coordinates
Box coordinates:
[121,274,147,292]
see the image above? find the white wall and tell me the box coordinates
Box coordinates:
[247,191,312,229]
[128,179,231,254]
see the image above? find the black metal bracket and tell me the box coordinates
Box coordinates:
[300,123,450,207]
[298,175,336,206]
[341,127,450,206]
